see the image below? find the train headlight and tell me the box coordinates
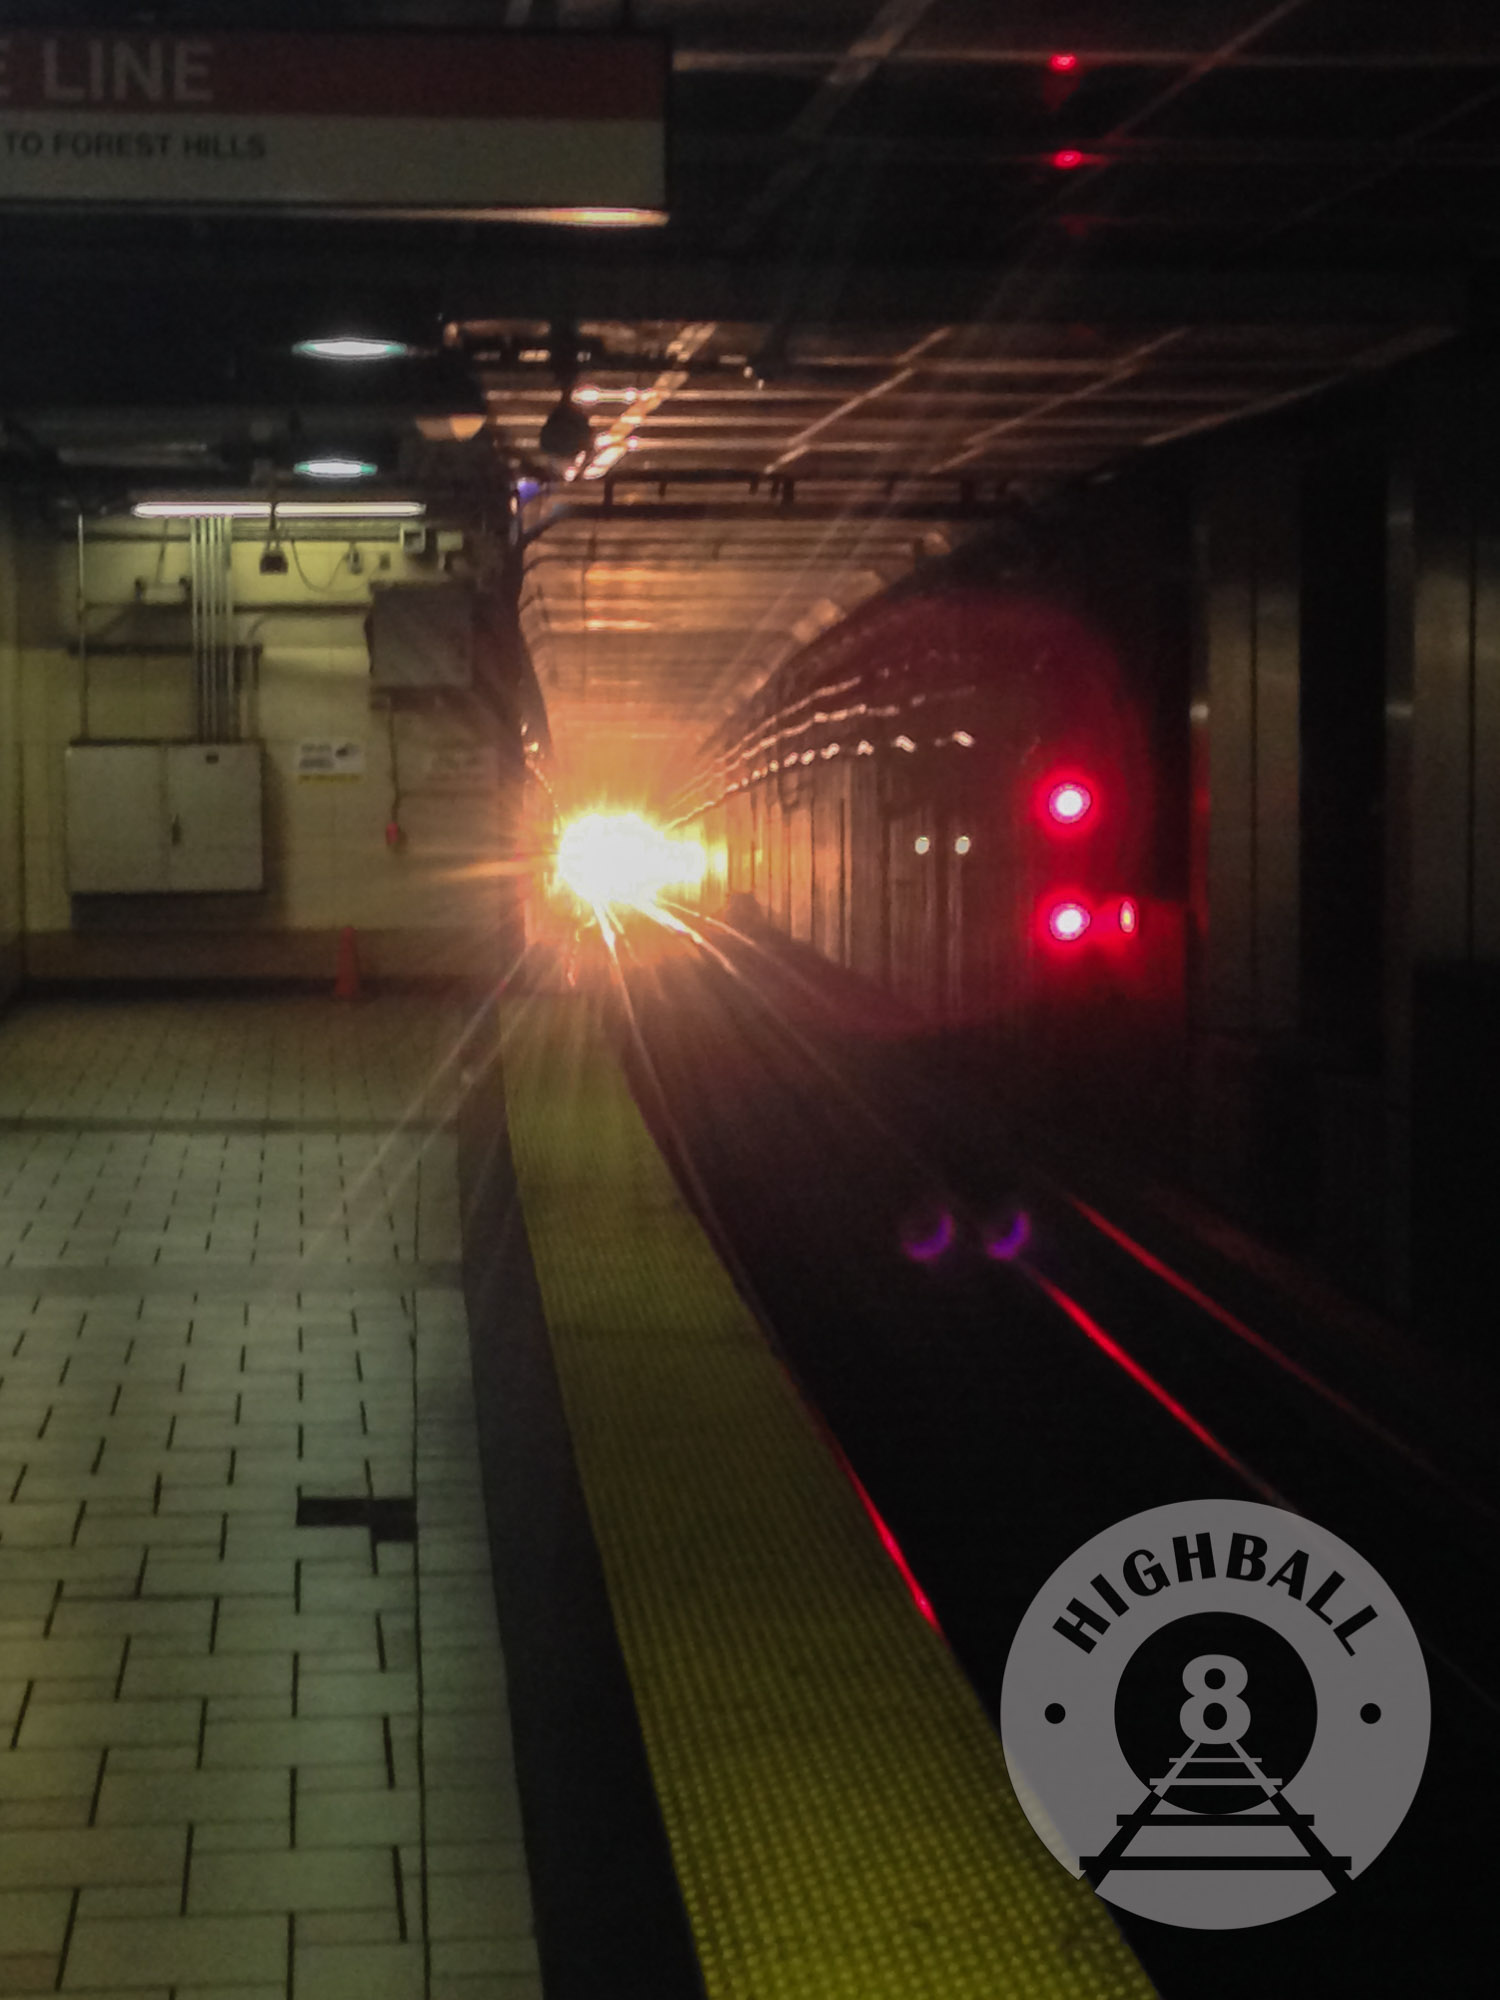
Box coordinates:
[1046,780,1093,825]
[555,812,705,915]
[1046,899,1091,943]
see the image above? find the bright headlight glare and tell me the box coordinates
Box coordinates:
[555,812,706,912]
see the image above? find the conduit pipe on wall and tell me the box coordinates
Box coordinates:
[76,512,90,742]
[216,514,235,741]
[189,514,239,742]
[189,517,201,735]
[82,600,366,618]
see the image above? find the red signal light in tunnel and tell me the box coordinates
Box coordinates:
[1046,899,1091,943]
[1045,779,1093,826]
[1118,898,1138,936]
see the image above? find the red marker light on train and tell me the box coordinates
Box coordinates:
[1118,898,1138,935]
[1046,780,1093,825]
[1049,52,1080,73]
[1047,900,1091,943]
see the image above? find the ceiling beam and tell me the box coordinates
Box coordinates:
[675,46,1500,73]
[683,134,1500,173]
[721,0,941,253]
[763,326,954,473]
[0,247,1466,333]
[989,0,1322,252]
[446,262,1470,330]
[927,327,1191,473]
[1242,75,1500,255]
[527,501,1022,527]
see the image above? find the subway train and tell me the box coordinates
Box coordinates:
[678,576,1188,1145]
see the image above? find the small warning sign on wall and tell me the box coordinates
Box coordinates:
[422,745,497,790]
[296,738,364,781]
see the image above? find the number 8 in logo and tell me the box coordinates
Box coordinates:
[1180,1653,1252,1741]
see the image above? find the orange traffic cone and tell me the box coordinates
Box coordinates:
[333,926,363,1001]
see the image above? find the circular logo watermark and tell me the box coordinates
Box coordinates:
[1000,1499,1429,1930]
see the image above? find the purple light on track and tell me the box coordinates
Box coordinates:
[984,1211,1031,1261]
[902,1212,955,1262]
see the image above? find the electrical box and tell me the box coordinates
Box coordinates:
[66,742,264,894]
[163,746,264,891]
[367,581,475,689]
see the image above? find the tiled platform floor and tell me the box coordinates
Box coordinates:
[0,996,538,1999]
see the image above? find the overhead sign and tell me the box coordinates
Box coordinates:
[0,30,665,218]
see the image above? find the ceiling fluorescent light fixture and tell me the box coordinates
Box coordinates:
[295,455,379,480]
[131,498,425,519]
[294,336,414,362]
[502,205,666,228]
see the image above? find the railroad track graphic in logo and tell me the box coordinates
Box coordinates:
[1001,1501,1429,1929]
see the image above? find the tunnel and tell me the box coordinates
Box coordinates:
[1,7,1499,1999]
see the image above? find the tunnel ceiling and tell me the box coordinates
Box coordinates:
[4,0,1500,805]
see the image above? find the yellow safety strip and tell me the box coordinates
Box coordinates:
[501,994,1157,2000]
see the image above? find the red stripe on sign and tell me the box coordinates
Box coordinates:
[0,31,664,120]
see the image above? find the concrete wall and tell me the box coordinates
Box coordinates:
[1189,447,1310,1240]
[13,516,516,986]
[1387,354,1500,1343]
[1182,345,1500,1349]
[0,502,22,1004]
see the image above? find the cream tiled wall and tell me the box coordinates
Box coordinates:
[17,521,515,983]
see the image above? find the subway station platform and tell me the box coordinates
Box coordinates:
[1,990,1155,1999]
[0,995,537,2000]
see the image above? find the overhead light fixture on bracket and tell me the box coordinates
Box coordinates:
[539,397,593,466]
[257,499,288,573]
[536,318,596,467]
[742,330,792,391]
[287,296,431,364]
[294,335,414,363]
[295,454,379,481]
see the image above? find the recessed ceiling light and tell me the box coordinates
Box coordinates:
[293,337,412,362]
[295,456,378,480]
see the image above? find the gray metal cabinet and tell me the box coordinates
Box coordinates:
[64,744,166,893]
[164,746,263,891]
[66,742,264,893]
